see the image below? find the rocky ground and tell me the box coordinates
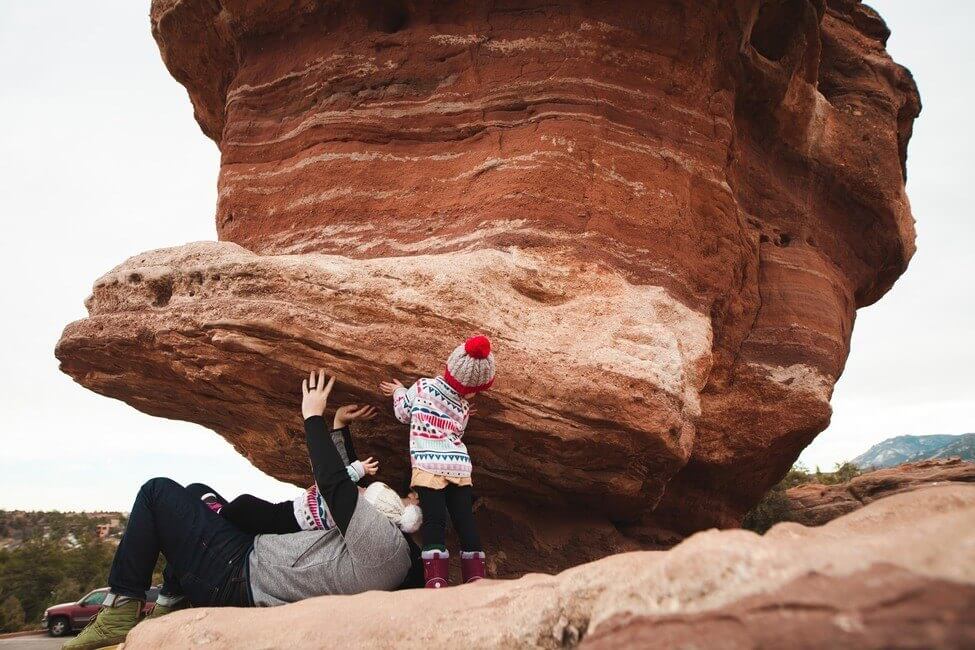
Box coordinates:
[124,483,975,649]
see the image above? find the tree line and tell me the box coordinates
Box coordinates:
[0,510,132,632]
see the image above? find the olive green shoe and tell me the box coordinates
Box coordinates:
[145,603,171,619]
[146,597,190,619]
[62,599,141,650]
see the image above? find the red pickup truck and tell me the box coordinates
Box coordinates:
[42,587,159,637]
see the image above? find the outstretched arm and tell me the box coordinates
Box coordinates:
[381,379,418,424]
[332,404,380,481]
[302,369,357,534]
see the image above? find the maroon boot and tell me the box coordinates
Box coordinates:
[422,549,450,588]
[460,551,486,583]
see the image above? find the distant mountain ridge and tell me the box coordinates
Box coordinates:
[852,434,975,469]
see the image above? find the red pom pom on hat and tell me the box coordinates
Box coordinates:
[464,335,492,359]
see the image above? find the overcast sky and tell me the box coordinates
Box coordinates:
[0,1,971,511]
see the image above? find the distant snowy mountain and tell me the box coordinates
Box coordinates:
[852,433,975,469]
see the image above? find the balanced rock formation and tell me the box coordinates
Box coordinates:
[56,0,920,573]
[786,458,975,527]
[124,485,975,649]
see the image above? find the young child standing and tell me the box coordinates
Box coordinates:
[380,335,496,588]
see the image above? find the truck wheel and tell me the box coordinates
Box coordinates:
[48,616,70,637]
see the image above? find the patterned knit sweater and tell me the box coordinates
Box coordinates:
[292,461,366,531]
[394,377,472,478]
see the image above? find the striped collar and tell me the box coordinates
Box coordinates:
[434,375,463,399]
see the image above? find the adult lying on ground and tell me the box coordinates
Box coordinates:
[64,369,423,650]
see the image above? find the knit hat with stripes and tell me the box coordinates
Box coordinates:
[443,335,496,395]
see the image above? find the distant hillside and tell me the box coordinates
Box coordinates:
[852,434,975,469]
[0,511,126,550]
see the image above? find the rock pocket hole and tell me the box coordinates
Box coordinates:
[148,277,174,308]
[367,0,409,33]
[751,0,805,61]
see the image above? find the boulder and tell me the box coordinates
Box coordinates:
[123,484,975,649]
[56,0,921,573]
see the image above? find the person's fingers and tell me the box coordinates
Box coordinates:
[308,369,316,388]
[323,374,335,397]
[302,378,309,396]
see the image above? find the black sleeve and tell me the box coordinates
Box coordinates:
[341,426,359,464]
[222,495,301,535]
[304,416,358,534]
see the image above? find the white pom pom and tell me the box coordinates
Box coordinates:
[399,504,423,533]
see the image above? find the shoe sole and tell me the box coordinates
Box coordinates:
[63,634,127,650]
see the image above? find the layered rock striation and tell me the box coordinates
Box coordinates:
[56,0,920,573]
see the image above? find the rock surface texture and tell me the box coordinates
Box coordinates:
[56,0,920,573]
[124,485,975,649]
[786,458,975,526]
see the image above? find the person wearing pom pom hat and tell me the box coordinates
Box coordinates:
[380,335,496,588]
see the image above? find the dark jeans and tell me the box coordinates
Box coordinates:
[416,485,482,552]
[108,478,254,607]
[184,484,300,535]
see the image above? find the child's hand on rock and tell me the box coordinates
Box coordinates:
[361,457,379,476]
[379,379,404,396]
[333,404,378,430]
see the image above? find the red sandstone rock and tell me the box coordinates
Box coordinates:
[786,458,975,527]
[585,566,975,650]
[123,485,975,649]
[56,0,920,573]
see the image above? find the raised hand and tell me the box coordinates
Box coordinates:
[333,404,378,430]
[361,457,379,476]
[379,379,405,396]
[301,368,335,420]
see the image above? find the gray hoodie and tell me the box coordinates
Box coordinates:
[248,494,411,606]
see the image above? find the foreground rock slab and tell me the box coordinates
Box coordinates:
[585,565,975,649]
[124,485,975,649]
[58,0,921,571]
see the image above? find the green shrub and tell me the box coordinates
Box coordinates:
[742,461,862,534]
[0,595,26,633]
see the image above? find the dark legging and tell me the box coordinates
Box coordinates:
[415,485,482,552]
[184,484,299,535]
[109,478,252,607]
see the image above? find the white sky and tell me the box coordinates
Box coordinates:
[0,2,971,510]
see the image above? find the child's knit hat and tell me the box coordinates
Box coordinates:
[444,335,496,395]
[364,482,423,533]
